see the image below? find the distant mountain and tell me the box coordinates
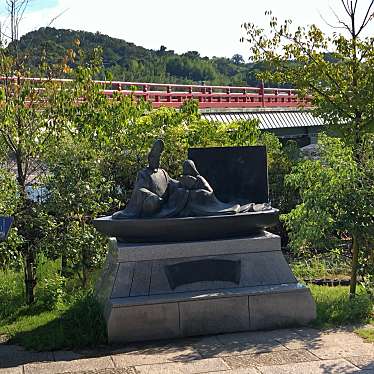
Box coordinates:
[9,27,266,86]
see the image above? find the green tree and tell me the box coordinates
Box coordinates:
[231,54,245,65]
[45,138,114,287]
[0,53,62,303]
[0,40,103,302]
[243,0,374,295]
[283,135,374,288]
[0,168,21,267]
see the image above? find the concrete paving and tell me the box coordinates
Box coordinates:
[0,327,373,374]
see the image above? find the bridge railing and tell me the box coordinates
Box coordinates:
[0,77,313,109]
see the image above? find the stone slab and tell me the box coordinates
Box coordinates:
[107,285,315,343]
[215,329,295,345]
[195,340,286,358]
[223,349,318,369]
[111,262,134,299]
[95,239,119,312]
[71,369,136,374]
[204,369,259,374]
[117,232,280,262]
[209,331,288,356]
[308,343,374,360]
[53,351,83,361]
[249,288,316,330]
[134,357,229,374]
[296,328,371,345]
[110,283,308,307]
[284,329,370,350]
[0,345,53,368]
[239,251,296,287]
[24,357,114,374]
[346,356,374,370]
[129,262,152,297]
[187,336,226,358]
[257,359,362,374]
[0,368,23,374]
[179,296,249,336]
[108,303,180,343]
[228,328,306,350]
[112,344,201,367]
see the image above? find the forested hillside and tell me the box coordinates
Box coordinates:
[9,27,266,85]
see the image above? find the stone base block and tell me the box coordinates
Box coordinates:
[249,289,316,331]
[180,296,249,336]
[108,303,180,343]
[106,284,315,343]
[96,233,316,343]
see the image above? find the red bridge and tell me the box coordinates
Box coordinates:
[0,77,312,109]
[94,80,319,145]
[1,77,320,145]
[99,80,313,109]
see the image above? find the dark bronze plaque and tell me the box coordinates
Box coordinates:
[188,146,268,204]
[165,259,241,290]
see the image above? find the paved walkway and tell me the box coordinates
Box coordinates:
[0,327,373,374]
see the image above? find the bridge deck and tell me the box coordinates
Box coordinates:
[0,77,312,109]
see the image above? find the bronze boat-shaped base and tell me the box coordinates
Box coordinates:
[93,209,279,243]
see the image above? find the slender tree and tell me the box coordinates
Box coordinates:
[0,0,29,44]
[242,0,374,296]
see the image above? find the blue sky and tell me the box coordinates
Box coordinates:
[0,0,58,15]
[1,0,373,58]
[27,0,58,12]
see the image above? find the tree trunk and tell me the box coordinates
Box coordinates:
[24,247,36,304]
[350,233,359,298]
[61,254,68,277]
[80,219,90,288]
[82,246,89,288]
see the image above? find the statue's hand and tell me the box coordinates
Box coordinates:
[180,175,197,189]
[140,189,163,216]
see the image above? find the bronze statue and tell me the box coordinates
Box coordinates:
[112,140,270,220]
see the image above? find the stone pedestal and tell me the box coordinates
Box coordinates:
[96,232,316,343]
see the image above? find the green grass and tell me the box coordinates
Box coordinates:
[310,285,374,328]
[290,253,351,280]
[290,254,374,331]
[0,266,106,351]
[0,270,25,323]
[1,263,373,351]
[0,292,106,351]
[356,325,374,343]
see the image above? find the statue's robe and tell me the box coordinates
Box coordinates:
[112,167,242,219]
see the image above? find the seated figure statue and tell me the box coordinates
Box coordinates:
[112,139,270,220]
[178,159,242,216]
[112,139,185,219]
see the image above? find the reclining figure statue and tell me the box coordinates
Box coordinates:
[112,139,270,219]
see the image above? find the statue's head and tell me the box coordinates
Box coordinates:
[183,160,199,177]
[148,139,164,171]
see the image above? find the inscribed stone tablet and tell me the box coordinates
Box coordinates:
[188,146,268,203]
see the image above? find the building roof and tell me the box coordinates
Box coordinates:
[201,109,324,130]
